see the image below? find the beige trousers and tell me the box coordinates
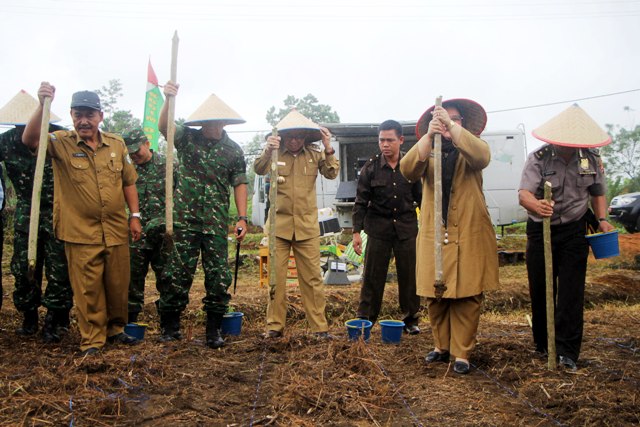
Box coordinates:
[65,242,130,351]
[426,294,483,359]
[266,236,328,333]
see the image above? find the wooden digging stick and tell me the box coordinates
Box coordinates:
[268,128,279,300]
[27,96,52,281]
[433,96,447,300]
[543,181,557,370]
[165,30,179,244]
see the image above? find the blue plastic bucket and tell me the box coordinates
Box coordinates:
[379,320,405,344]
[345,319,373,342]
[124,323,147,340]
[221,312,244,336]
[585,231,619,259]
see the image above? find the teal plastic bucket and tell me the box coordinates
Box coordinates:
[124,323,147,340]
[345,319,372,342]
[221,312,244,336]
[379,320,405,344]
[585,231,619,259]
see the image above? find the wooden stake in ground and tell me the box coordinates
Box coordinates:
[27,96,52,281]
[165,30,179,244]
[543,181,557,370]
[433,96,447,300]
[268,127,279,300]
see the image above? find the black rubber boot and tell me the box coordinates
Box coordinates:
[128,311,139,323]
[42,311,61,343]
[159,312,182,342]
[16,309,39,336]
[206,312,225,349]
[55,310,71,335]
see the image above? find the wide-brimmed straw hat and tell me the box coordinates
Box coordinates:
[532,103,611,148]
[184,94,246,126]
[416,98,487,138]
[0,90,62,125]
[274,109,323,144]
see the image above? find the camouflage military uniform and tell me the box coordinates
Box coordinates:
[159,125,247,316]
[0,126,72,313]
[128,149,174,316]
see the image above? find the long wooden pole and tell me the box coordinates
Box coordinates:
[268,128,279,300]
[543,181,557,370]
[165,30,179,242]
[433,96,446,300]
[27,96,52,280]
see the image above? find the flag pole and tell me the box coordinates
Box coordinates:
[165,31,179,243]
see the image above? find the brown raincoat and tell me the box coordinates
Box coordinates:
[400,129,499,299]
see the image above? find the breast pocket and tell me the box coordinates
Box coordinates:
[70,159,90,184]
[577,174,595,188]
[302,160,318,187]
[108,161,123,185]
[371,179,388,204]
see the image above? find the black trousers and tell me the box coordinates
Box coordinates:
[357,234,420,326]
[526,217,589,361]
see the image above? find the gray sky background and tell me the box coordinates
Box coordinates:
[2,0,639,152]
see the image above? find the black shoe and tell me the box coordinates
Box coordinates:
[159,312,182,342]
[314,331,335,340]
[128,311,139,323]
[77,347,100,357]
[453,360,470,375]
[16,309,39,336]
[107,332,140,345]
[263,330,283,339]
[403,325,421,335]
[559,355,577,371]
[42,311,61,343]
[425,350,450,363]
[206,312,225,349]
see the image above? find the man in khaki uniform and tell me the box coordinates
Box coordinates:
[22,82,142,356]
[254,110,339,339]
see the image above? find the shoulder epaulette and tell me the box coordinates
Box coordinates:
[534,145,552,159]
[588,148,600,157]
[102,131,124,143]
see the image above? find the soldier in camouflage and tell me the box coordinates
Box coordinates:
[0,125,73,343]
[158,81,248,349]
[123,129,174,323]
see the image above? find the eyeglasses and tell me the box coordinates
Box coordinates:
[285,134,307,141]
[450,116,464,123]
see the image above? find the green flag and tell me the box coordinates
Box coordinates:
[143,60,164,150]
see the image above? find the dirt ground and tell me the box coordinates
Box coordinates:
[0,234,638,426]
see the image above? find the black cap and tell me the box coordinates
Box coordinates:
[70,91,101,111]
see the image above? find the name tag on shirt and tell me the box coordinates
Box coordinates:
[72,152,88,158]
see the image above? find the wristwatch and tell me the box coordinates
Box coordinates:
[130,212,141,219]
[238,215,248,222]
[598,217,607,222]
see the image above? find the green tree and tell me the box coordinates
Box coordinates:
[266,94,340,126]
[95,79,141,134]
[602,122,640,198]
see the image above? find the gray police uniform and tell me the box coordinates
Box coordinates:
[519,144,606,362]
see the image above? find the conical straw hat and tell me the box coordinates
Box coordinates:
[532,104,611,148]
[416,98,487,138]
[184,94,245,126]
[275,109,323,143]
[0,90,62,125]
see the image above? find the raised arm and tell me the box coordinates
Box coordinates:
[22,82,56,150]
[159,81,179,137]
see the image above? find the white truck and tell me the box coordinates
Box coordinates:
[251,122,529,229]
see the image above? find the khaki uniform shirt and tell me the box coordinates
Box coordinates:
[519,144,606,225]
[254,143,339,241]
[47,130,137,246]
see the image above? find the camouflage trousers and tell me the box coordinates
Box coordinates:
[158,228,231,315]
[12,229,73,312]
[128,226,172,314]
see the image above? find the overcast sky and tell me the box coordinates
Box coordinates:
[2,0,639,152]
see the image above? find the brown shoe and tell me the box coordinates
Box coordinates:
[263,330,283,339]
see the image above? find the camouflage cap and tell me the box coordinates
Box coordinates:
[122,129,149,153]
